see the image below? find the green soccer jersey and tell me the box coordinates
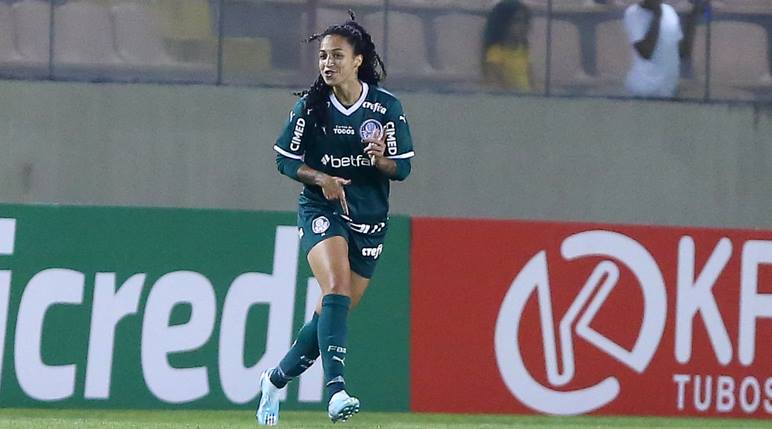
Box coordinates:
[274,82,414,228]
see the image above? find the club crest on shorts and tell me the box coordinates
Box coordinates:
[359,119,384,141]
[312,216,330,235]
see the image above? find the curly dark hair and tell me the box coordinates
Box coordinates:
[482,0,531,65]
[296,11,387,134]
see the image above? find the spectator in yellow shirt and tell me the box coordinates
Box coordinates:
[482,0,533,91]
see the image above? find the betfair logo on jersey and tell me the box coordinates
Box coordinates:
[363,101,387,115]
[361,244,383,259]
[333,125,355,135]
[320,154,372,168]
[290,118,305,151]
[385,122,398,156]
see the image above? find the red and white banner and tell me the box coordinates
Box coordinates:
[411,218,772,418]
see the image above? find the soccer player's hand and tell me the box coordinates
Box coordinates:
[363,134,386,163]
[320,175,351,216]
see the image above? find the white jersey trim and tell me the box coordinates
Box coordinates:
[387,151,415,160]
[329,81,369,117]
[274,145,303,160]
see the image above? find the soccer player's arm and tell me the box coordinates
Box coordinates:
[274,100,351,213]
[378,99,415,181]
[274,100,307,181]
[627,6,661,60]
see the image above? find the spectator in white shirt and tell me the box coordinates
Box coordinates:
[624,0,705,98]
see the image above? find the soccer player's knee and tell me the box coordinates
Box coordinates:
[326,281,352,296]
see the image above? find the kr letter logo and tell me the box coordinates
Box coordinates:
[494,230,667,415]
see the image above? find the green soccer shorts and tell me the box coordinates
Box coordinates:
[297,205,387,279]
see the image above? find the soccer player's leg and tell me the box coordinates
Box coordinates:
[323,232,383,422]
[307,234,360,422]
[255,370,280,426]
[256,211,336,425]
[256,316,319,425]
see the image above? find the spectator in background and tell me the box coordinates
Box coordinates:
[482,0,533,92]
[624,0,706,98]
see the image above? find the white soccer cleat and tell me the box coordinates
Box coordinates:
[327,390,360,423]
[256,370,281,426]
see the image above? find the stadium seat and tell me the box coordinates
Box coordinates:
[386,0,497,11]
[151,0,216,64]
[694,21,771,100]
[316,6,373,33]
[153,0,213,41]
[433,13,486,84]
[522,0,610,13]
[317,0,383,8]
[595,19,630,89]
[530,17,590,92]
[110,0,217,83]
[419,0,499,13]
[53,0,122,66]
[112,1,174,66]
[711,0,772,13]
[0,2,18,64]
[12,0,49,64]
[693,21,770,84]
[220,37,273,84]
[363,11,435,84]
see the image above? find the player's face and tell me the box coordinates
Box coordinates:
[506,10,530,45]
[319,35,363,87]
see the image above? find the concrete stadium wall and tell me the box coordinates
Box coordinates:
[0,80,769,228]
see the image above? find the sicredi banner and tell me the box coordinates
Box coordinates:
[411,218,772,418]
[0,205,410,410]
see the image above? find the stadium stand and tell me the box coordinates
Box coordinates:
[0,0,769,101]
[113,0,216,82]
[693,20,771,99]
[530,17,592,94]
[113,1,175,66]
[219,0,311,85]
[0,2,17,64]
[3,0,49,78]
[363,11,435,87]
[595,19,628,81]
[433,12,486,89]
[53,0,122,77]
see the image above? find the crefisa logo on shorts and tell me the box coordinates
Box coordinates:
[361,244,383,259]
[312,216,330,235]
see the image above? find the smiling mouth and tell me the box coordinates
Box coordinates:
[323,70,336,78]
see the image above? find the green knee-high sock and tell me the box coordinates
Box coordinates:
[269,313,320,388]
[318,294,351,398]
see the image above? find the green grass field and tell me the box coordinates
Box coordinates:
[0,409,769,429]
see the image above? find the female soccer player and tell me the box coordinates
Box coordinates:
[256,12,414,426]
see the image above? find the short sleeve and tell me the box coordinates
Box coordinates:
[624,6,649,45]
[485,45,505,65]
[274,98,309,161]
[383,98,415,161]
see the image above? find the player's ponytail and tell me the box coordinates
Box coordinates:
[295,11,387,134]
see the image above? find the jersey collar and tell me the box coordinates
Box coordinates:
[329,81,369,117]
